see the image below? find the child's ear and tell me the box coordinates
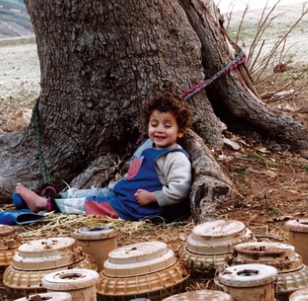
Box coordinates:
[177,129,185,138]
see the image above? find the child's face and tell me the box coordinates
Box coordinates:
[148,110,184,149]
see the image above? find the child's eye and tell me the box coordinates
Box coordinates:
[165,124,172,128]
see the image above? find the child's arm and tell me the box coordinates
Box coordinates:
[134,151,191,207]
[134,189,156,205]
[155,151,192,206]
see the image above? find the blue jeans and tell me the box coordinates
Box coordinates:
[55,187,116,214]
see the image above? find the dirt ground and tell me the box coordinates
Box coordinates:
[1,3,308,300]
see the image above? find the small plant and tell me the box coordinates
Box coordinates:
[237,169,247,175]
[268,209,280,215]
[248,153,282,168]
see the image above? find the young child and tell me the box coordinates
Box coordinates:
[15,91,192,221]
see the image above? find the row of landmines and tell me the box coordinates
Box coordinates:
[1,219,308,301]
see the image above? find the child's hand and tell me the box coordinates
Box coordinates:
[134,189,156,206]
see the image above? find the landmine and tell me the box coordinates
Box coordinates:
[15,292,73,301]
[161,290,233,300]
[179,219,254,277]
[286,219,308,265]
[3,237,98,297]
[43,268,99,301]
[218,263,278,301]
[97,241,190,301]
[73,226,118,272]
[290,287,308,301]
[0,225,21,273]
[226,241,308,300]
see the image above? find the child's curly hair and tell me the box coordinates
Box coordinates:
[144,92,192,131]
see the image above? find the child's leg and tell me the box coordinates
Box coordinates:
[55,188,116,216]
[85,201,119,218]
[15,183,47,212]
[15,183,117,216]
[54,197,87,214]
[84,189,119,218]
[65,187,113,198]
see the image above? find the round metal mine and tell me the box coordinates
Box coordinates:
[3,237,97,297]
[290,287,308,301]
[13,237,84,270]
[74,226,118,272]
[42,268,99,301]
[218,264,277,301]
[218,263,277,287]
[179,219,254,275]
[286,219,308,266]
[0,225,21,250]
[230,241,301,271]
[227,241,308,299]
[161,289,233,300]
[97,241,190,301]
[14,292,73,301]
[104,240,176,277]
[0,225,21,271]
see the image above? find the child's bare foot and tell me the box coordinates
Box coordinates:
[15,183,47,212]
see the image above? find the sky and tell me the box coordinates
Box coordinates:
[214,0,305,13]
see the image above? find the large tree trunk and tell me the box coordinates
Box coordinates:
[0,0,307,222]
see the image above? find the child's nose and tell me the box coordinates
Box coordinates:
[156,125,164,132]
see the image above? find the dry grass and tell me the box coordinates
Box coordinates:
[0,201,195,254]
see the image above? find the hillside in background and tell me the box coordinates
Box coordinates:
[0,0,33,38]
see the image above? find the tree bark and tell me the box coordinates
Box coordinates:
[0,0,308,222]
[179,129,235,223]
